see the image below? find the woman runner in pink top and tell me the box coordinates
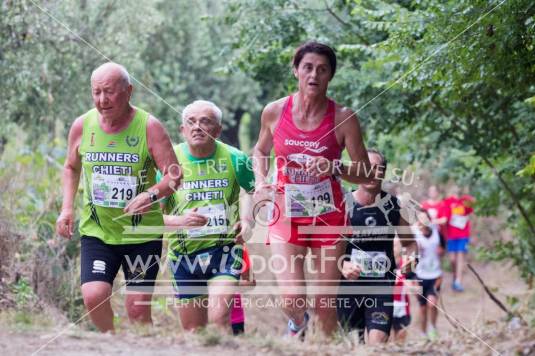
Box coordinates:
[253,41,373,337]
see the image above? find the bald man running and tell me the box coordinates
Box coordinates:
[56,62,181,332]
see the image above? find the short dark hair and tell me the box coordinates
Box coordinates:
[292,41,337,78]
[367,148,387,171]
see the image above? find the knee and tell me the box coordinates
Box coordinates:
[208,310,228,326]
[427,295,438,306]
[126,297,151,322]
[82,286,110,310]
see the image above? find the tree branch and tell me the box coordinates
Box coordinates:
[323,0,370,45]
[430,99,535,238]
[481,156,535,237]
[467,263,526,324]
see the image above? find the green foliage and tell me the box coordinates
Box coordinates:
[13,278,35,308]
[0,131,84,321]
[0,0,259,149]
[1,0,534,327]
[139,0,262,147]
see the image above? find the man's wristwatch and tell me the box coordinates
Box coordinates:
[148,191,158,203]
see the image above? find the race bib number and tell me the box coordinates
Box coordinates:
[450,214,468,229]
[351,250,389,278]
[92,173,137,208]
[420,257,440,271]
[284,179,335,217]
[187,204,228,238]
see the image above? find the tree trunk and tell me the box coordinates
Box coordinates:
[221,108,244,149]
[481,156,535,238]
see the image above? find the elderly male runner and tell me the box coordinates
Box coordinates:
[56,62,181,332]
[159,100,255,332]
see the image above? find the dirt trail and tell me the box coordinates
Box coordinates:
[0,219,532,356]
[1,258,530,356]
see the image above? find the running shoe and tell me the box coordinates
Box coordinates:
[286,311,310,339]
[427,329,438,341]
[452,281,464,292]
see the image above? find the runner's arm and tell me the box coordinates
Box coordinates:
[233,150,255,241]
[146,116,182,198]
[56,116,84,238]
[337,109,374,184]
[163,211,207,227]
[124,116,181,214]
[437,231,446,256]
[252,103,277,189]
[396,216,418,274]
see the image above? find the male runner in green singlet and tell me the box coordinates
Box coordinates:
[56,62,181,332]
[159,100,255,332]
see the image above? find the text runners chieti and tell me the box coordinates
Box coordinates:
[159,100,255,332]
[56,62,181,333]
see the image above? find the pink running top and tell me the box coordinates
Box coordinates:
[272,94,345,224]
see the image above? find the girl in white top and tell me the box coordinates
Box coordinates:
[414,217,445,340]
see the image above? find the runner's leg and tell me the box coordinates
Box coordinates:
[80,236,122,333]
[309,241,346,336]
[270,241,308,326]
[207,278,238,331]
[456,252,465,285]
[368,329,389,344]
[81,281,114,332]
[178,297,208,331]
[419,303,428,334]
[121,238,162,324]
[428,294,438,330]
[449,252,457,278]
[125,292,153,323]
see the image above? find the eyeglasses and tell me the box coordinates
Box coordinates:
[183,117,218,129]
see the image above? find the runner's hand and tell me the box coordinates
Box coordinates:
[305,156,333,178]
[124,192,152,215]
[253,182,276,202]
[181,208,208,227]
[56,209,74,239]
[232,220,253,244]
[341,260,361,280]
[434,276,442,290]
[400,255,418,274]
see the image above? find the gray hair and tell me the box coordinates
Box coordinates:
[91,62,131,89]
[181,100,222,125]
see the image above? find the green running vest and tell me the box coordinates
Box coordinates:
[166,141,241,256]
[79,108,163,245]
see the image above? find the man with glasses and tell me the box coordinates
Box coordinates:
[159,100,255,332]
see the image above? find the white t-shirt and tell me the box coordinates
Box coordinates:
[415,226,443,280]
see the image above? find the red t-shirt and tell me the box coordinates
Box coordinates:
[421,200,446,221]
[421,199,447,236]
[443,195,474,240]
